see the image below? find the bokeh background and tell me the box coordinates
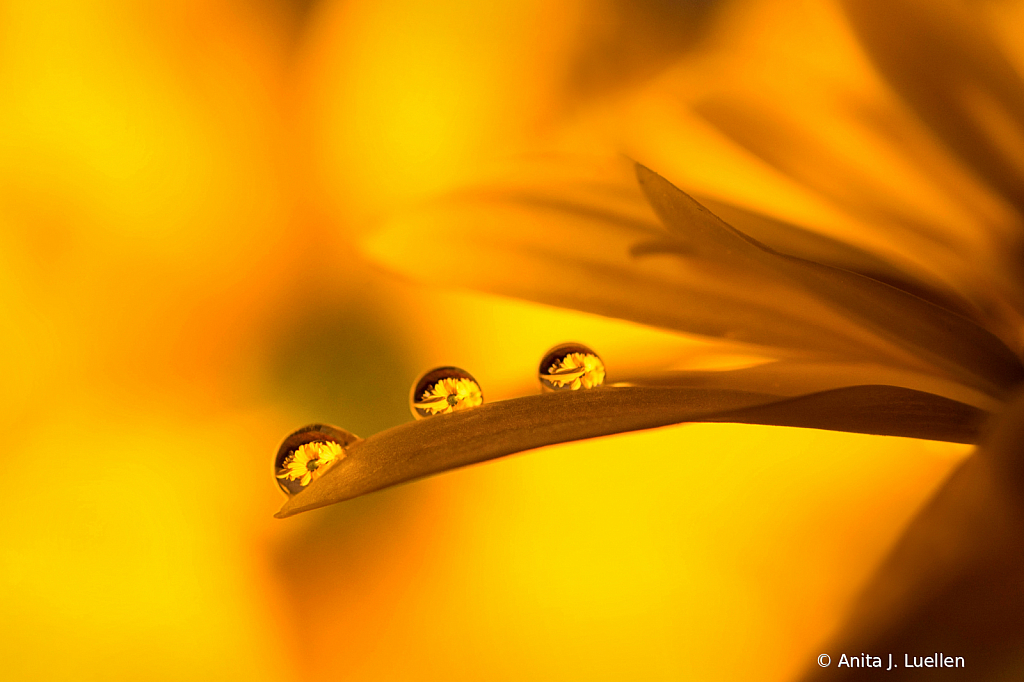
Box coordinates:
[5,0,1020,679]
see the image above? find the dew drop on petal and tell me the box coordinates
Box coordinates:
[410,366,484,420]
[274,424,359,496]
[538,343,606,392]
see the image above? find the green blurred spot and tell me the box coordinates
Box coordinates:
[267,304,413,437]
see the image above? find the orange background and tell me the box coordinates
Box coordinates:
[0,1,987,680]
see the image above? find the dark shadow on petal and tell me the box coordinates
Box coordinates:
[629,236,694,258]
[840,0,1024,215]
[692,96,961,250]
[799,390,1024,681]
[365,178,898,361]
[636,165,1024,395]
[698,197,985,322]
[565,0,730,102]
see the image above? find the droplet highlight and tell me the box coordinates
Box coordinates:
[274,424,359,496]
[538,343,606,391]
[410,366,484,419]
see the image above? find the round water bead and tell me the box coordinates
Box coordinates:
[274,424,360,496]
[538,343,606,391]
[410,366,484,420]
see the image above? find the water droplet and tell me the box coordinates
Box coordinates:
[410,366,484,419]
[538,343,606,391]
[275,424,360,496]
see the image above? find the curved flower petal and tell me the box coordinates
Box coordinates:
[365,159,1023,396]
[621,0,1024,352]
[365,183,863,357]
[276,385,987,517]
[687,94,1024,346]
[697,197,984,321]
[635,164,1024,395]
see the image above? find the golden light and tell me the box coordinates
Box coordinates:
[0,0,1019,680]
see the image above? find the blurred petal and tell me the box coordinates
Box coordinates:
[801,389,1024,680]
[698,197,983,320]
[276,385,986,517]
[636,164,1024,395]
[841,0,1024,217]
[365,159,1022,396]
[615,0,1024,351]
[365,177,859,358]
[363,163,897,363]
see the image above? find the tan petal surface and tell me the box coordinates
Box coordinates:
[619,359,1001,413]
[277,385,987,517]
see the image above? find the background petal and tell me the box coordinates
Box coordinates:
[365,160,1022,397]
[637,165,1024,395]
[800,389,1024,681]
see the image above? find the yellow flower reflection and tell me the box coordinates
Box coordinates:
[414,377,483,416]
[541,352,606,390]
[277,441,344,487]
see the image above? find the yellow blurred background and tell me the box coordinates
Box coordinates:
[0,0,999,679]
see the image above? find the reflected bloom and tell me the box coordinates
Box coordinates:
[276,441,344,487]
[541,351,606,390]
[415,377,483,416]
